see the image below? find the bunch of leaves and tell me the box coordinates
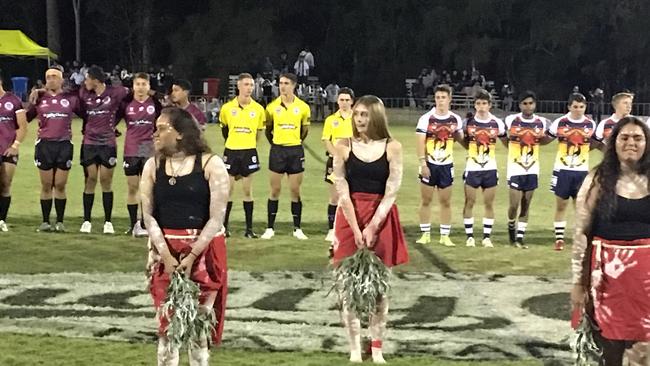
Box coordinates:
[161,272,216,350]
[571,313,602,366]
[331,248,391,318]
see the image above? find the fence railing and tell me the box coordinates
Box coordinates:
[187,95,650,124]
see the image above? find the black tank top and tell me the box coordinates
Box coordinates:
[153,155,211,229]
[345,140,390,194]
[591,195,650,241]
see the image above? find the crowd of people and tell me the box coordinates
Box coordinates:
[0,62,649,364]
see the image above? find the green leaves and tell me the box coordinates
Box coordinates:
[331,249,391,318]
[571,313,601,366]
[161,272,216,350]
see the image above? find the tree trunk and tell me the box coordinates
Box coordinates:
[140,0,153,68]
[72,0,81,62]
[46,0,61,60]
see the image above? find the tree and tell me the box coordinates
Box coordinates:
[72,0,81,62]
[46,0,61,59]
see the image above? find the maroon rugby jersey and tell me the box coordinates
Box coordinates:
[26,91,82,141]
[122,97,160,157]
[80,85,130,146]
[0,92,25,152]
[184,103,207,126]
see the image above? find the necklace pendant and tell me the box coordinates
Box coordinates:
[168,177,176,186]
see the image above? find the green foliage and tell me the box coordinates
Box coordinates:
[571,313,601,366]
[332,249,391,318]
[161,272,216,350]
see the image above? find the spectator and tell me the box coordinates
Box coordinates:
[80,63,88,76]
[304,47,315,70]
[263,79,274,105]
[294,52,310,84]
[325,81,340,114]
[156,67,166,92]
[253,74,265,101]
[313,85,326,122]
[70,68,85,87]
[590,88,605,123]
[262,57,274,79]
[278,51,290,74]
[501,83,514,112]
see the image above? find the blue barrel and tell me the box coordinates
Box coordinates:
[11,77,29,101]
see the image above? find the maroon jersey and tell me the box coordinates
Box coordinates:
[27,92,82,141]
[0,92,25,152]
[80,85,130,146]
[184,103,207,126]
[123,97,160,157]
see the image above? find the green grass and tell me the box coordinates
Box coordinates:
[0,333,544,366]
[0,113,594,276]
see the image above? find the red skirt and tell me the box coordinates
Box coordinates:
[333,192,409,267]
[591,237,650,341]
[149,228,228,345]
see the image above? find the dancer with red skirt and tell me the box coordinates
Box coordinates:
[332,95,408,363]
[141,107,229,366]
[572,116,650,365]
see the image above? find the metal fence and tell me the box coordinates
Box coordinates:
[188,95,650,125]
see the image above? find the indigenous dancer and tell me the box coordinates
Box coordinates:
[572,117,650,365]
[0,73,27,231]
[332,95,408,363]
[142,107,229,366]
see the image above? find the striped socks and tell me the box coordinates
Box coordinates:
[554,221,566,241]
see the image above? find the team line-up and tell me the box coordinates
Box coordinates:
[0,67,637,250]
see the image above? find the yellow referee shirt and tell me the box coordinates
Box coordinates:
[322,111,353,155]
[266,96,311,146]
[219,98,266,150]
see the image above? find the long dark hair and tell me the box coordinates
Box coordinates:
[161,107,211,155]
[590,116,650,221]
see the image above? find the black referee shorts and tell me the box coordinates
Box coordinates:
[223,148,260,177]
[269,144,305,175]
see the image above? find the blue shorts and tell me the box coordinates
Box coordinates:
[550,170,588,199]
[419,163,453,189]
[508,174,539,191]
[463,170,498,189]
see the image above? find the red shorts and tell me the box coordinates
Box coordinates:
[149,228,228,345]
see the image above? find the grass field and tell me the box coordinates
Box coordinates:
[0,109,592,365]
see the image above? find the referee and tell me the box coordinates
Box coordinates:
[261,73,311,240]
[321,87,354,245]
[220,73,266,238]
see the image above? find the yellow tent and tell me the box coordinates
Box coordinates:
[0,30,58,60]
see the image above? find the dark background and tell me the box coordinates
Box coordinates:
[1,0,648,99]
